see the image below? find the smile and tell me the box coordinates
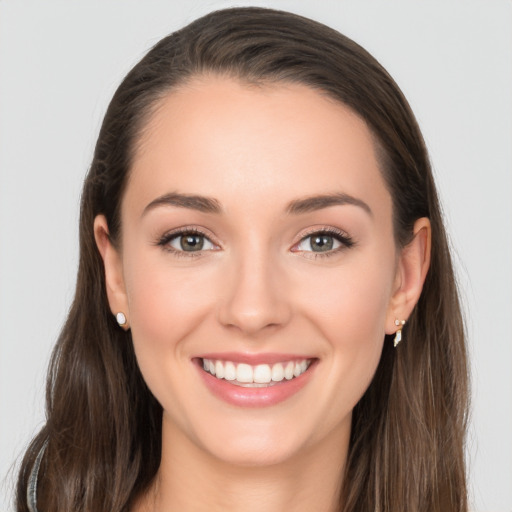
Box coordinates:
[196,355,317,407]
[201,358,312,387]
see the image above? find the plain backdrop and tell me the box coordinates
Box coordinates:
[0,1,511,511]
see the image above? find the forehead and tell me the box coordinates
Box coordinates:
[126,76,391,218]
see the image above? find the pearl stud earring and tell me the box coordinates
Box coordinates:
[116,312,127,327]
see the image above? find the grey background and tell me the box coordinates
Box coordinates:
[0,1,511,511]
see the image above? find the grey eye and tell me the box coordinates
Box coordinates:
[297,234,342,252]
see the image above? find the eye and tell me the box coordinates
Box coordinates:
[293,229,354,255]
[296,233,341,252]
[159,229,217,253]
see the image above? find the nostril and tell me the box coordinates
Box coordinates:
[215,260,293,334]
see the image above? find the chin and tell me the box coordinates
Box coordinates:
[169,408,314,468]
[204,432,307,468]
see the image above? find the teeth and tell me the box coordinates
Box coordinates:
[237,363,253,383]
[254,364,272,383]
[215,360,224,379]
[271,363,284,382]
[224,361,236,381]
[284,361,294,380]
[202,358,311,386]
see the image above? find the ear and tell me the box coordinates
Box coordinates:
[94,215,130,329]
[386,217,431,334]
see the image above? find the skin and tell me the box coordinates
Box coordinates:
[95,77,430,511]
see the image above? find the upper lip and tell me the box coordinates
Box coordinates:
[195,352,315,365]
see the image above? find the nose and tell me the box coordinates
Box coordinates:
[216,249,292,336]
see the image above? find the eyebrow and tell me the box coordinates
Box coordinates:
[141,191,372,217]
[286,193,373,216]
[142,192,222,216]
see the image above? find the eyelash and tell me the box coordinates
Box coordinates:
[293,227,355,259]
[156,227,217,258]
[156,226,355,259]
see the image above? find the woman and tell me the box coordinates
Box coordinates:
[15,7,468,512]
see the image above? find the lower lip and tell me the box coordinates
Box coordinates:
[196,360,317,408]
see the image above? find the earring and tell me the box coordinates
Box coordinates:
[116,312,127,327]
[393,319,406,347]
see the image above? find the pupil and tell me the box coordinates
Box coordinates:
[311,235,333,252]
[181,234,204,251]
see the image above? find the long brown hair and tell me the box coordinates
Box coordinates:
[16,7,469,511]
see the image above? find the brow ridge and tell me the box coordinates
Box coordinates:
[286,193,372,216]
[142,192,222,216]
[142,191,371,217]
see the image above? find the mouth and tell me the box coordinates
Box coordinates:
[200,358,312,387]
[195,355,317,407]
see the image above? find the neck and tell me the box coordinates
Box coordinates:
[134,416,349,512]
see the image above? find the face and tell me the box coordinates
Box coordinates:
[102,77,405,467]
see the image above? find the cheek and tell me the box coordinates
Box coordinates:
[122,249,217,358]
[300,257,394,344]
[296,252,395,404]
[122,253,220,417]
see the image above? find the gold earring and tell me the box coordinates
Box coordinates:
[393,319,406,347]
